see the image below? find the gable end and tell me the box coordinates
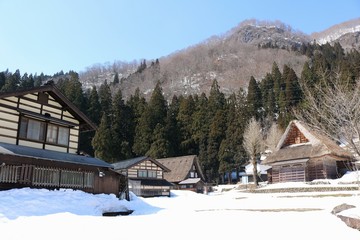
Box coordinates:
[282,123,309,148]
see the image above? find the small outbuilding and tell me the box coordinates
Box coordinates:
[263,120,354,183]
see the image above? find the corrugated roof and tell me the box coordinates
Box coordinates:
[157,155,205,182]
[0,142,112,168]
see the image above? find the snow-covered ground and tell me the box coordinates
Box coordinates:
[1,172,360,240]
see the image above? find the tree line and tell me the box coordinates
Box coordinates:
[1,42,359,184]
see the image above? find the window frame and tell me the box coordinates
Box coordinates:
[19,116,70,147]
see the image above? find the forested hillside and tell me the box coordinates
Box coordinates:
[1,19,359,183]
[1,41,359,183]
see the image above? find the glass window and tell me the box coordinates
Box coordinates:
[19,116,69,147]
[58,126,69,146]
[19,117,45,141]
[138,170,147,178]
[47,124,58,144]
[148,170,157,178]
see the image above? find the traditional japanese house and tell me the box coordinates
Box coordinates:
[112,156,173,197]
[157,155,206,193]
[0,84,127,198]
[263,120,354,183]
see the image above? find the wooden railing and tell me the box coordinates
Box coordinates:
[0,164,95,189]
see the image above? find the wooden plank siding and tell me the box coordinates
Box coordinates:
[0,156,124,197]
[127,160,164,179]
[0,92,80,153]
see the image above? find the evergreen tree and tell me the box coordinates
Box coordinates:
[246,76,262,120]
[165,95,181,156]
[126,88,146,151]
[87,86,101,125]
[191,93,209,180]
[0,71,6,90]
[92,114,113,162]
[177,95,196,155]
[1,70,20,92]
[111,89,133,160]
[146,123,170,158]
[283,65,302,107]
[260,73,276,120]
[133,82,167,156]
[98,80,113,116]
[113,72,120,84]
[271,62,283,103]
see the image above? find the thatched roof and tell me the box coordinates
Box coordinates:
[263,120,352,164]
[156,155,205,183]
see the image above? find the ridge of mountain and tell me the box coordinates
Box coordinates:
[79,18,360,100]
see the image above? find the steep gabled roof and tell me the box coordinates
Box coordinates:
[156,155,205,182]
[0,84,96,131]
[264,120,352,164]
[112,156,170,172]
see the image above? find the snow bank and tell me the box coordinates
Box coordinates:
[0,188,131,220]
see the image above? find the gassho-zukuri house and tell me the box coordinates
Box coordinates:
[157,155,207,193]
[0,84,127,198]
[263,120,354,183]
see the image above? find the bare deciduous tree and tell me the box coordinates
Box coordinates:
[296,77,360,164]
[243,117,264,186]
[265,122,284,153]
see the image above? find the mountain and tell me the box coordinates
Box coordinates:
[311,18,360,50]
[79,18,360,100]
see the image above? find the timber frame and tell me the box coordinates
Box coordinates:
[0,85,127,198]
[112,156,173,197]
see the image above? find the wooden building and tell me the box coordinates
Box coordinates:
[0,84,127,197]
[263,120,354,183]
[157,155,206,193]
[112,156,173,197]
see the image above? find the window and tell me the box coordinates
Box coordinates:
[148,170,157,178]
[19,118,45,141]
[19,116,70,147]
[46,124,69,146]
[138,170,147,178]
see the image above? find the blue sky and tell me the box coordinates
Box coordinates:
[0,0,359,75]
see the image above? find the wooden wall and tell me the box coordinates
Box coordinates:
[0,92,80,153]
[0,155,123,197]
[127,160,164,179]
[283,124,309,147]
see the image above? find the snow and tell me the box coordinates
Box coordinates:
[1,172,360,240]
